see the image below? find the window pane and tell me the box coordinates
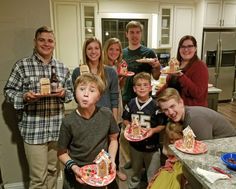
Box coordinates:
[102,19,148,48]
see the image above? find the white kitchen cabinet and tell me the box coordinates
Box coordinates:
[51,1,81,70]
[204,0,236,27]
[158,4,195,56]
[81,3,98,41]
[172,5,195,56]
[159,6,173,48]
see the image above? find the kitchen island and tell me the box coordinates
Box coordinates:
[169,137,236,189]
[207,87,222,111]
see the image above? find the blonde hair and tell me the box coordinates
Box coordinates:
[163,121,183,156]
[165,121,183,138]
[157,88,182,103]
[126,20,143,32]
[103,38,122,66]
[74,73,105,96]
[133,72,151,85]
[82,37,106,86]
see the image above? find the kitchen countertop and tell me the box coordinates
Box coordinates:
[169,137,236,189]
[208,87,222,94]
[151,79,222,95]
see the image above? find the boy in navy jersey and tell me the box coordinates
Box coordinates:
[122,72,167,189]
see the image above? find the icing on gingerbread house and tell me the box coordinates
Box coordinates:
[94,149,111,178]
[169,58,180,72]
[183,126,196,151]
[130,117,142,136]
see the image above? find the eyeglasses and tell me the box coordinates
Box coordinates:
[180,45,195,50]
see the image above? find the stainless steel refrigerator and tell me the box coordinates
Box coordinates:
[202,29,236,101]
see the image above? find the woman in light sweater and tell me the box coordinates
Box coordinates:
[72,37,119,121]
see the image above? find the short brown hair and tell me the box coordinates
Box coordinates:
[74,73,105,95]
[133,72,151,85]
[34,26,54,39]
[157,88,182,103]
[126,21,143,32]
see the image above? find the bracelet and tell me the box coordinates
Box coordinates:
[65,159,77,170]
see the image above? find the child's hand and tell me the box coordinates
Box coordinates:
[71,165,85,184]
[144,128,154,138]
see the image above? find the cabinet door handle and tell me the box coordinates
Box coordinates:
[222,19,224,26]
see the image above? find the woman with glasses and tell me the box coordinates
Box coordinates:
[157,35,208,106]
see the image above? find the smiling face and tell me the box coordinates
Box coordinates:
[75,82,101,109]
[34,32,55,60]
[179,39,197,62]
[86,41,101,64]
[107,43,121,63]
[133,78,152,101]
[159,98,185,122]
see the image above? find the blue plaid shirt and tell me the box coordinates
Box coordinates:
[4,52,74,144]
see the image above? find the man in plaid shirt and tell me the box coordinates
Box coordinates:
[4,26,74,189]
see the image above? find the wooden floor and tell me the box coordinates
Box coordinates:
[218,101,236,128]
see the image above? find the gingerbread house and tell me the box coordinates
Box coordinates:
[169,58,180,72]
[130,117,142,136]
[118,60,128,75]
[183,126,196,151]
[40,78,51,95]
[94,149,111,178]
[80,64,90,75]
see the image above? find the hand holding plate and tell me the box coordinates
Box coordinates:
[150,58,161,69]
[72,165,85,184]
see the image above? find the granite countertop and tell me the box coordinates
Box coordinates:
[169,137,236,189]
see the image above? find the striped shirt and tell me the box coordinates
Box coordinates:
[4,52,74,144]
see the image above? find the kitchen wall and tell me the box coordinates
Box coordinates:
[0,0,51,188]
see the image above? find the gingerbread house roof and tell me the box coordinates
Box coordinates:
[94,149,111,164]
[183,126,196,138]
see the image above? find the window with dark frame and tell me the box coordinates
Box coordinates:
[102,19,148,48]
